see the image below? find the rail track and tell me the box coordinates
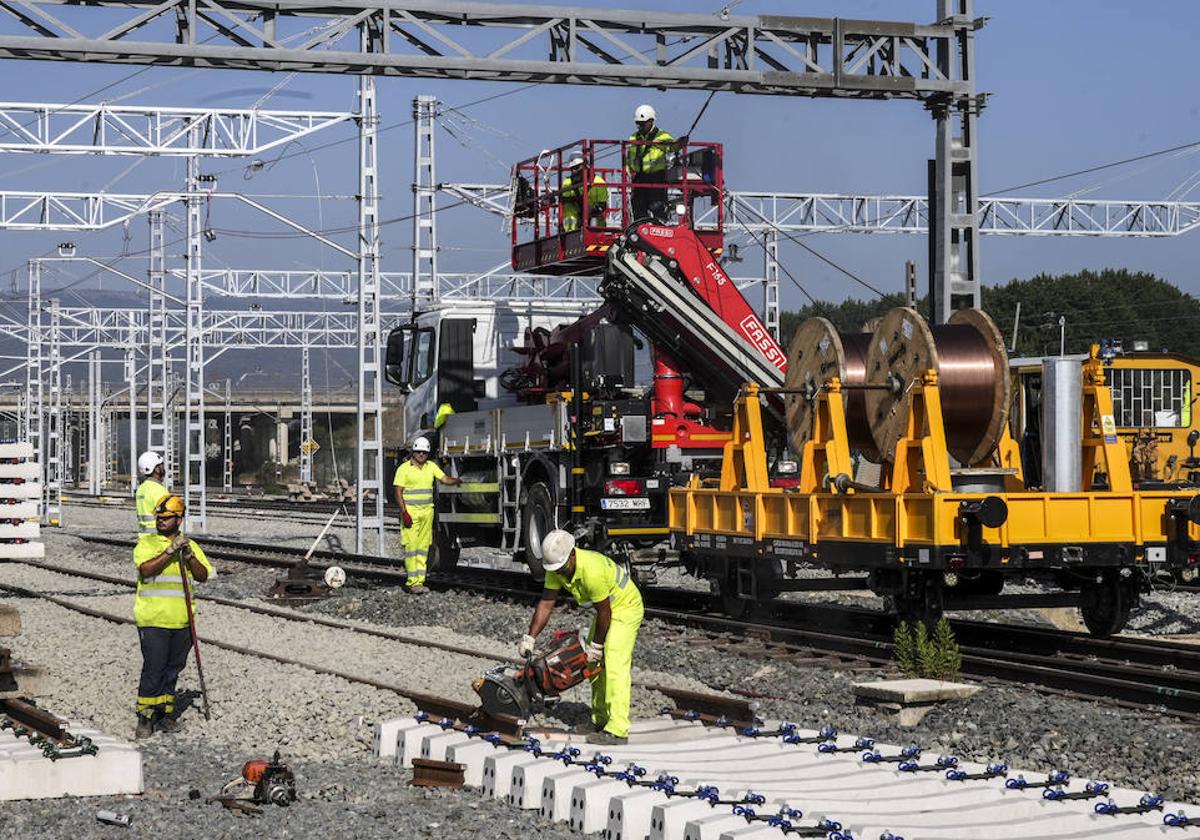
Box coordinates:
[53,534,1200,716]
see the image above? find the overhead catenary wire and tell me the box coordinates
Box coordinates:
[985,137,1200,196]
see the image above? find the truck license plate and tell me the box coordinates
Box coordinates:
[600,497,651,511]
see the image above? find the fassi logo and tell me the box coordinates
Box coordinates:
[642,226,675,238]
[739,315,787,370]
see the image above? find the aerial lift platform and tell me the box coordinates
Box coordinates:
[510,138,724,275]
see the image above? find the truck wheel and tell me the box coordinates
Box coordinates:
[428,525,460,572]
[521,482,554,583]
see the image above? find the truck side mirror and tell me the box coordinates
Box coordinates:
[385,326,408,389]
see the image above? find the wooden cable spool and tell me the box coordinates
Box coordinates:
[784,317,877,459]
[864,307,1010,465]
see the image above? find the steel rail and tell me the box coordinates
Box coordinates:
[64,534,1200,712]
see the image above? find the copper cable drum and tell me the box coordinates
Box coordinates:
[784,317,878,459]
[864,307,1010,466]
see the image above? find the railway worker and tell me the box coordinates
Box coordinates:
[518,530,644,746]
[393,436,463,594]
[625,104,675,223]
[561,155,609,232]
[135,451,169,545]
[133,494,213,739]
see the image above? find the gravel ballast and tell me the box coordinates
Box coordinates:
[0,501,1196,838]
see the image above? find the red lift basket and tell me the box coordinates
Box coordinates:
[510,138,724,276]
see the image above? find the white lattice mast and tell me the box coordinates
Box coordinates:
[87,350,101,495]
[44,299,62,526]
[183,128,207,533]
[125,311,138,494]
[762,229,780,342]
[24,261,42,462]
[222,379,232,493]
[355,26,385,555]
[146,209,171,485]
[412,95,439,306]
[300,332,313,485]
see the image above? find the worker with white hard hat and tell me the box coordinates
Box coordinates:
[625,103,676,223]
[135,451,169,545]
[560,153,610,232]
[392,436,463,594]
[518,529,644,745]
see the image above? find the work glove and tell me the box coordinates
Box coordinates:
[517,634,537,658]
[168,532,189,555]
[401,510,413,529]
[586,641,604,664]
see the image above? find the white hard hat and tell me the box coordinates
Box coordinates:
[324,566,347,589]
[412,436,431,453]
[634,104,656,124]
[541,529,576,572]
[567,155,584,168]
[137,451,164,476]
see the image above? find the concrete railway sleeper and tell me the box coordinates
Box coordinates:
[378,713,1193,840]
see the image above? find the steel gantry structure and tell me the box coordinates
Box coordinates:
[0,0,986,319]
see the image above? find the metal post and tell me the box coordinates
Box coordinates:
[762,228,780,342]
[126,312,137,494]
[44,300,62,526]
[356,28,385,554]
[300,333,313,484]
[905,260,917,306]
[88,350,100,496]
[104,389,117,488]
[930,0,981,324]
[24,261,42,463]
[412,95,439,305]
[147,209,170,484]
[184,133,207,533]
[222,378,232,493]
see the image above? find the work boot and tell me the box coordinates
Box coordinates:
[586,730,627,746]
[135,716,155,740]
[157,715,184,734]
[410,584,429,595]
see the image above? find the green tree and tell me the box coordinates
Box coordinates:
[781,269,1200,360]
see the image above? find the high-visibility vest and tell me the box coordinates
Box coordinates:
[562,174,610,229]
[544,548,641,614]
[625,129,674,176]
[393,460,445,509]
[135,478,169,539]
[434,402,456,430]
[133,536,214,629]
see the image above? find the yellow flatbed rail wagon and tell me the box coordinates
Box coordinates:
[669,316,1200,637]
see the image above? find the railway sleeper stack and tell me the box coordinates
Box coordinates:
[377,714,1193,839]
[0,442,46,701]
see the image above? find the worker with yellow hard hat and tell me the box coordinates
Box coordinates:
[132,494,213,739]
[561,154,609,232]
[625,104,676,223]
[519,530,644,745]
[393,436,463,594]
[134,451,169,545]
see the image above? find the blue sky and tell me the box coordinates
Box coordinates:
[0,0,1196,318]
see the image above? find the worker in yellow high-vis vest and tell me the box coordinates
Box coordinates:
[393,436,463,594]
[519,530,644,746]
[132,494,213,739]
[135,451,169,544]
[625,104,676,223]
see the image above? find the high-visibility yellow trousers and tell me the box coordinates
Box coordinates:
[402,505,435,587]
[586,592,644,738]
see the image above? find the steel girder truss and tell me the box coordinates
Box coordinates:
[448,182,1200,238]
[0,1,973,99]
[0,101,353,156]
[168,268,603,302]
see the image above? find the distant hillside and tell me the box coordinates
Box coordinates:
[780,269,1200,359]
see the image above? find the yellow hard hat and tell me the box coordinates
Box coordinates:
[154,495,185,519]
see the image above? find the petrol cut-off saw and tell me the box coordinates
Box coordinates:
[473,630,599,719]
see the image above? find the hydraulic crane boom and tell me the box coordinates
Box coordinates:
[601,221,786,417]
